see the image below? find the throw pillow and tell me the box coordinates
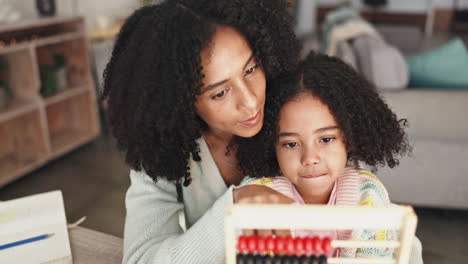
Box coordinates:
[406,38,468,89]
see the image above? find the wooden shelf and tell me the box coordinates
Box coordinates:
[43,84,89,106]
[0,17,82,34]
[34,32,83,48]
[46,90,99,156]
[36,35,92,89]
[50,128,98,157]
[0,154,44,187]
[0,99,39,123]
[0,110,49,186]
[0,42,30,56]
[0,17,100,187]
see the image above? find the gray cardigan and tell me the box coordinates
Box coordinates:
[124,138,234,263]
[122,137,423,263]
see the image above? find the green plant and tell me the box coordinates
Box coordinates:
[53,53,66,68]
[40,65,58,97]
[0,59,11,96]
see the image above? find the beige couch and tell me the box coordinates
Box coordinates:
[327,23,468,209]
[377,89,468,209]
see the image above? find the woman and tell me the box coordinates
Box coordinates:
[102,0,301,263]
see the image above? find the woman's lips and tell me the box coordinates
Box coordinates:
[240,111,261,126]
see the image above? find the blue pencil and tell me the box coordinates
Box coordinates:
[0,233,54,250]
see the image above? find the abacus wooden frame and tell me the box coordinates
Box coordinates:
[225,204,417,264]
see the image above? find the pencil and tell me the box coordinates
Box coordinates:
[0,233,54,250]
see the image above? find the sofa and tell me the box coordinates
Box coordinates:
[378,89,468,209]
[368,26,468,209]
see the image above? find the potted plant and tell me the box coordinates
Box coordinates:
[0,59,10,109]
[39,53,67,97]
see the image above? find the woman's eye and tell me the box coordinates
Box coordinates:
[211,89,226,100]
[320,137,335,143]
[245,64,258,76]
[283,142,298,148]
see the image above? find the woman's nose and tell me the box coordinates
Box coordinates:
[236,81,257,111]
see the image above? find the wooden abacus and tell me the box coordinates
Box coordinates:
[225,204,418,264]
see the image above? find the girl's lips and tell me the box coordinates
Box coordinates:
[240,111,261,126]
[301,173,327,179]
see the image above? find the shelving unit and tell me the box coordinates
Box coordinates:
[0,17,100,187]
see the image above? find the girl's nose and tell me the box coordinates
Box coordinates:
[301,146,320,166]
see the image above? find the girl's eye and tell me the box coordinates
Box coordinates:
[320,137,336,143]
[245,64,258,76]
[283,142,298,148]
[211,89,228,100]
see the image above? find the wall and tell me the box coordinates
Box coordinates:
[4,0,162,29]
[318,0,468,10]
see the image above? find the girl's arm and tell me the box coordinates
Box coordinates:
[123,170,233,264]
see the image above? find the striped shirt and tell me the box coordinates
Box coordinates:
[241,167,394,258]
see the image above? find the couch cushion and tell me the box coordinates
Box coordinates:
[380,89,468,141]
[353,35,409,90]
[376,138,468,209]
[406,38,468,89]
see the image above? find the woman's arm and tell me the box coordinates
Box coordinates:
[123,170,234,264]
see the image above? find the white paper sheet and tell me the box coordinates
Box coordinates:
[0,190,72,264]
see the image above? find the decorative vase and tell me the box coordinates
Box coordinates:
[56,67,67,91]
[36,0,56,17]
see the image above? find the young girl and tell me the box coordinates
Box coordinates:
[236,52,412,258]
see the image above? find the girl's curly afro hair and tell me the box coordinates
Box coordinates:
[101,0,300,185]
[236,52,411,178]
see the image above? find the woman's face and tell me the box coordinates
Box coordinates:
[275,92,348,204]
[194,26,266,139]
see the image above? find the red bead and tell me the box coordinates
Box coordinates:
[312,236,322,254]
[274,236,286,254]
[266,236,275,252]
[285,235,295,255]
[303,237,314,254]
[322,237,333,255]
[294,237,304,255]
[237,235,248,253]
[257,236,267,253]
[247,235,258,254]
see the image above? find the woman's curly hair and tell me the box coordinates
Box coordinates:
[236,52,411,178]
[101,0,300,185]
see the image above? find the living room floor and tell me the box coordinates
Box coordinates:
[2,29,468,264]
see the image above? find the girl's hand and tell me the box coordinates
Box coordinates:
[233,185,294,237]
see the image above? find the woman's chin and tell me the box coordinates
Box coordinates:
[235,120,263,138]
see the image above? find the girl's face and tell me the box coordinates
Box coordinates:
[275,92,347,204]
[194,26,266,139]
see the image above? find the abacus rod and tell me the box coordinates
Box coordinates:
[332,240,400,248]
[328,257,396,264]
[229,205,411,230]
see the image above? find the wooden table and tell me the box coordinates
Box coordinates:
[69,226,123,264]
